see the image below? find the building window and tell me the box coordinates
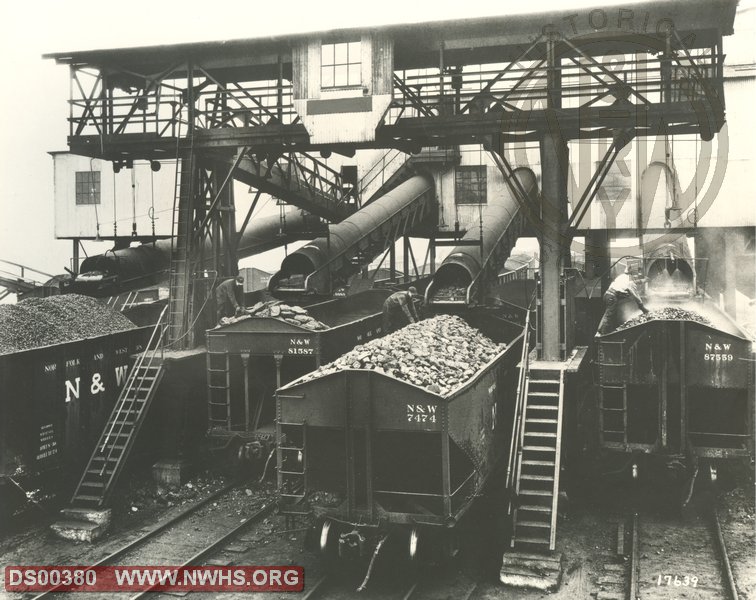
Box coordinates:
[455,166,487,204]
[321,40,361,88]
[75,171,101,205]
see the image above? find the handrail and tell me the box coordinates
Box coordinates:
[549,368,565,549]
[504,307,531,510]
[357,148,408,202]
[0,259,54,280]
[99,305,168,464]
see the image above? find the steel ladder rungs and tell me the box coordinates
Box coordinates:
[521,474,554,481]
[74,495,103,503]
[518,489,553,497]
[517,520,551,528]
[513,536,549,545]
[518,505,552,513]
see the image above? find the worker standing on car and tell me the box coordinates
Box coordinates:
[382,286,420,334]
[216,275,245,324]
[597,265,648,335]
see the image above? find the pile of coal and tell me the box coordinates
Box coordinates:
[432,284,466,302]
[245,300,328,331]
[617,306,711,331]
[0,294,136,355]
[297,314,504,396]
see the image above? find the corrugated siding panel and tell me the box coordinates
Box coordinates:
[292,41,308,99]
[372,35,393,96]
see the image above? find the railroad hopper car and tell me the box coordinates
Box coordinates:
[204,290,393,457]
[0,327,151,509]
[595,299,754,483]
[276,324,523,562]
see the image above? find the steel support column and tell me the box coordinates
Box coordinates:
[72,240,80,275]
[585,230,611,291]
[538,34,570,361]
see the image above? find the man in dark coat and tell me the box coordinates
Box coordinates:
[216,276,245,324]
[382,286,420,334]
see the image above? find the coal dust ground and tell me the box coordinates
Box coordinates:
[1,461,753,600]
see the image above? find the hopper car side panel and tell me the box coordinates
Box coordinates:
[596,317,753,459]
[277,336,522,529]
[0,327,151,488]
[204,290,393,439]
[684,325,753,457]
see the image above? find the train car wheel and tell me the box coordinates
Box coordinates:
[408,527,420,561]
[319,519,334,556]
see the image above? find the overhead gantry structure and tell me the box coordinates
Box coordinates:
[46,0,737,353]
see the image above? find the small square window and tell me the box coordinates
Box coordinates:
[321,40,361,89]
[75,171,101,205]
[455,166,487,205]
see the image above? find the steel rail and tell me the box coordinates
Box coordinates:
[628,508,738,600]
[301,575,329,600]
[628,513,639,600]
[129,499,276,599]
[711,508,739,600]
[30,480,248,600]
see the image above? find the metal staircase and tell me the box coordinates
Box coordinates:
[234,152,356,222]
[358,148,412,204]
[510,363,565,551]
[70,307,167,508]
[0,259,52,297]
[358,146,461,205]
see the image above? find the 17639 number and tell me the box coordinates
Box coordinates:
[657,575,698,587]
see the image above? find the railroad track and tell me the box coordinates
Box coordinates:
[28,480,275,600]
[302,572,479,600]
[627,509,739,600]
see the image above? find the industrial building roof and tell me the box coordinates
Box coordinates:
[45,0,737,71]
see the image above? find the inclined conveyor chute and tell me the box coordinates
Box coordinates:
[74,209,323,293]
[269,174,435,296]
[425,167,538,307]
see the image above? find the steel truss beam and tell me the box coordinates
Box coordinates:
[62,24,724,159]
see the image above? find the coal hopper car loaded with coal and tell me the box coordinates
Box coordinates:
[204,290,394,463]
[0,295,150,515]
[276,315,523,567]
[594,296,754,497]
